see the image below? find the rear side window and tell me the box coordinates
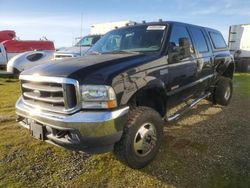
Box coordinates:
[209,32,227,49]
[190,27,208,53]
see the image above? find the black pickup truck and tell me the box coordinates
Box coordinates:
[16,21,234,169]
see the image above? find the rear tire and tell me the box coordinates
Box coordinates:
[114,106,164,169]
[213,77,233,106]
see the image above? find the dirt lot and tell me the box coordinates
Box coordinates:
[0,74,249,188]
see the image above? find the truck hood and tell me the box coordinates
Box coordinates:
[21,53,157,84]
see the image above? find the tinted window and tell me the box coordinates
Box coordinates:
[168,25,194,63]
[209,32,227,49]
[190,27,208,53]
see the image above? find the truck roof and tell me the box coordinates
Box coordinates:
[0,30,16,43]
[115,21,222,34]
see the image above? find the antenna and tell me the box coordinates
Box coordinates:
[80,13,83,56]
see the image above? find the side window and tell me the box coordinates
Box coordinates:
[91,36,101,45]
[168,25,194,63]
[190,27,209,53]
[209,32,227,49]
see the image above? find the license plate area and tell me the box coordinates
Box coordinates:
[29,120,45,140]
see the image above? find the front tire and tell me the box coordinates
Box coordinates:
[114,106,164,169]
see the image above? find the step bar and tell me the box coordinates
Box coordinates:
[165,92,211,122]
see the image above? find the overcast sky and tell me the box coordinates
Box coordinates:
[1,0,250,47]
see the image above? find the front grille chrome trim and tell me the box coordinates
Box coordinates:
[19,74,81,114]
[23,92,64,104]
[22,82,63,92]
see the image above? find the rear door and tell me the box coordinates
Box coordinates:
[188,26,214,92]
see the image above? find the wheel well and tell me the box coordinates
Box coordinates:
[222,63,234,79]
[128,88,166,117]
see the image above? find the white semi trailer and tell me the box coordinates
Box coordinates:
[90,20,135,35]
[228,24,250,72]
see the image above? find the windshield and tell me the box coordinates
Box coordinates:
[88,25,166,54]
[76,36,101,47]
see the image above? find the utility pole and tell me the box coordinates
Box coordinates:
[80,13,83,56]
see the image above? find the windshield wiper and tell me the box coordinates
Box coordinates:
[102,50,141,55]
[87,51,102,55]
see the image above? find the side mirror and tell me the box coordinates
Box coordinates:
[168,38,191,63]
[178,37,191,59]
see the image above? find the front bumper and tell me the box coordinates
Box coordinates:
[16,97,129,153]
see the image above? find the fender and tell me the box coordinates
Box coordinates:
[113,75,166,105]
[214,53,235,77]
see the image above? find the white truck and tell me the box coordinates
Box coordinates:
[228,24,250,72]
[0,30,55,68]
[54,21,135,59]
[53,35,102,60]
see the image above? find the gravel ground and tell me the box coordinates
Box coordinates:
[161,95,250,187]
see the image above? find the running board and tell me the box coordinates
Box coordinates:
[165,92,211,122]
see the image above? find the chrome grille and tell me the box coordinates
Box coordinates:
[19,75,80,114]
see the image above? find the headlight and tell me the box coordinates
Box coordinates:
[80,85,117,109]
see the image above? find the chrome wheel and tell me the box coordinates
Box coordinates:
[133,122,157,157]
[224,86,231,101]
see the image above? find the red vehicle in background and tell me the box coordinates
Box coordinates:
[0,30,55,67]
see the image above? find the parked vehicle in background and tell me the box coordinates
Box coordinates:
[0,30,16,42]
[54,35,101,60]
[16,21,234,169]
[7,35,100,76]
[54,21,135,60]
[228,24,250,72]
[0,30,55,68]
[7,50,54,75]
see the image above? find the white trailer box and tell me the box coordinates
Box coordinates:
[228,24,250,72]
[90,21,135,35]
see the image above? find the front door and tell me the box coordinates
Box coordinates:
[165,24,198,108]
